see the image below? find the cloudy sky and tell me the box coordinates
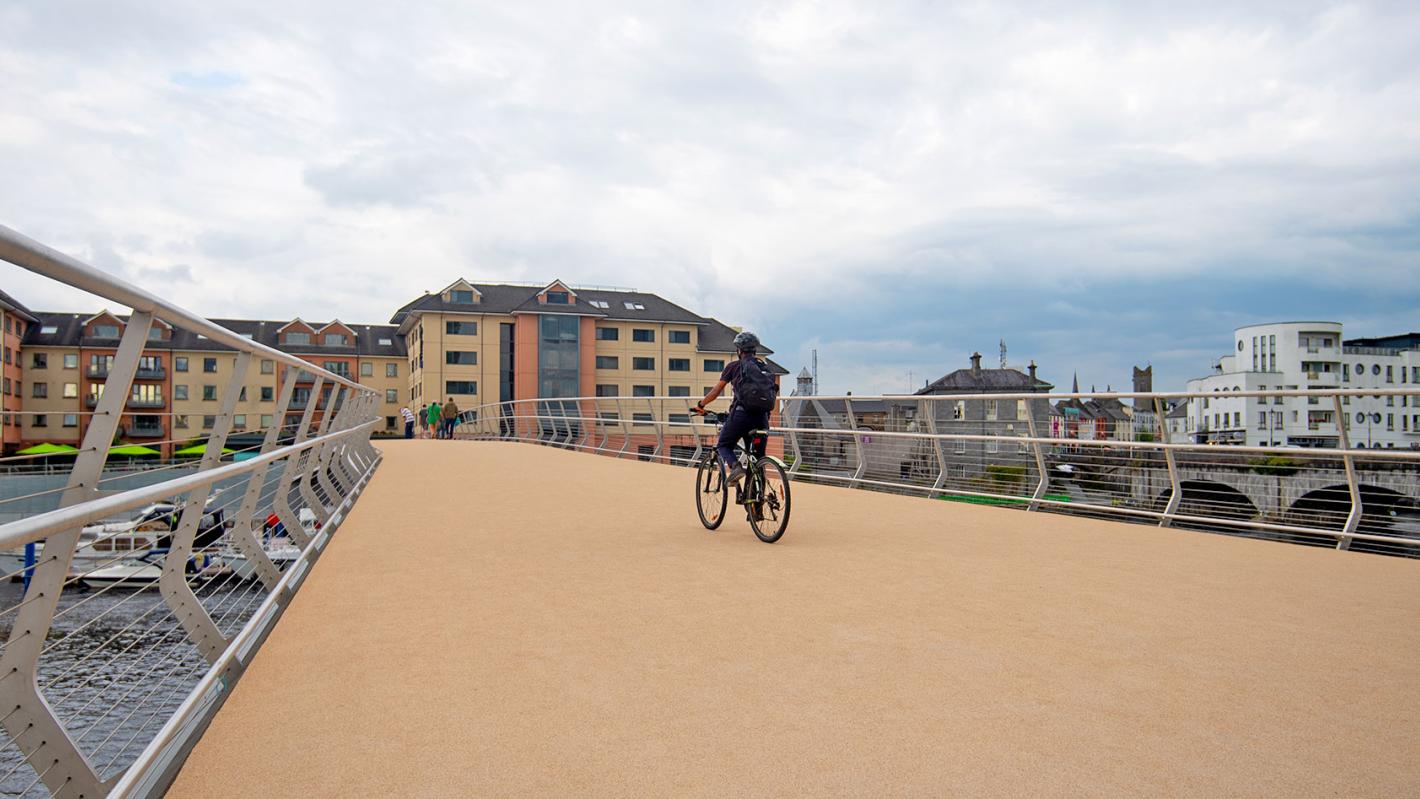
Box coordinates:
[2,1,1417,394]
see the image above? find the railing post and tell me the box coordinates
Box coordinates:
[844,398,866,484]
[1025,399,1049,511]
[308,384,343,521]
[0,310,154,797]
[650,398,664,461]
[228,367,300,590]
[921,398,947,491]
[1156,397,1182,527]
[274,376,322,549]
[781,397,803,475]
[616,398,631,456]
[1333,393,1361,550]
[161,351,249,663]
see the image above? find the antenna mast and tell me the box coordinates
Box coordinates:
[811,349,818,394]
[1000,339,1007,369]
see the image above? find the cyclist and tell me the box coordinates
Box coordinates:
[692,331,779,485]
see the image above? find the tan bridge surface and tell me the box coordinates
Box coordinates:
[172,440,1420,797]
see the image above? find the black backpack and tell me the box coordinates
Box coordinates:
[734,358,778,412]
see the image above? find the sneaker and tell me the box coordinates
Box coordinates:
[725,464,746,485]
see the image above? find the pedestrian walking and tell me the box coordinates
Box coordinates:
[400,405,416,439]
[441,397,460,439]
[418,404,430,438]
[426,400,443,439]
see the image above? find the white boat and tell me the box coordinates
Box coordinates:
[77,551,228,591]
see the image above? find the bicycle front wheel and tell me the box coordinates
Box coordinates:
[749,459,791,543]
[695,452,727,530]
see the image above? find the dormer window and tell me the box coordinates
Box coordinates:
[450,290,475,303]
[325,333,348,346]
[546,291,569,304]
[92,323,120,338]
[286,332,311,346]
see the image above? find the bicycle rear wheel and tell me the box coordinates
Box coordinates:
[748,459,791,543]
[695,452,727,530]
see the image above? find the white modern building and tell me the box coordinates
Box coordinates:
[1180,322,1420,449]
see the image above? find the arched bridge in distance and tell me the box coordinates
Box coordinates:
[168,439,1420,798]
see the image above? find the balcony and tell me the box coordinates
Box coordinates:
[127,396,166,409]
[84,394,101,408]
[127,423,165,439]
[136,366,167,380]
[86,364,109,379]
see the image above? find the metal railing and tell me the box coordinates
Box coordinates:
[0,225,383,798]
[454,388,1420,558]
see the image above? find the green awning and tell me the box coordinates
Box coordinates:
[174,444,235,456]
[108,444,161,457]
[16,443,80,455]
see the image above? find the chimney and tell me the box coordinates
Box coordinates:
[1028,360,1037,381]
[970,352,982,377]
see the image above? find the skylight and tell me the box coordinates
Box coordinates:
[587,300,610,309]
[379,337,393,346]
[624,301,645,310]
[40,325,57,334]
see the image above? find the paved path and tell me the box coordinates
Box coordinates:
[172,440,1420,797]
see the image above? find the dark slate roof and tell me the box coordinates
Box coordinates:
[0,289,38,322]
[916,366,1053,394]
[1166,402,1189,419]
[25,312,406,357]
[1344,332,1420,351]
[391,281,710,328]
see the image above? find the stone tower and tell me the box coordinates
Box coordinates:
[1132,365,1152,394]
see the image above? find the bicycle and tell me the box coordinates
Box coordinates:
[691,409,792,543]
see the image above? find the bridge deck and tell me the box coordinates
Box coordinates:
[171,441,1420,797]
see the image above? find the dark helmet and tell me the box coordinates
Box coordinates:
[733,331,760,353]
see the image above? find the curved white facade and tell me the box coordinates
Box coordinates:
[1182,322,1420,449]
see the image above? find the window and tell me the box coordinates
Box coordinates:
[203,357,217,372]
[668,386,690,397]
[450,290,475,303]
[261,414,273,429]
[632,329,654,342]
[633,357,655,370]
[587,300,610,309]
[386,363,398,378]
[261,359,274,374]
[172,414,187,429]
[596,356,619,369]
[1372,364,1381,376]
[361,362,374,377]
[32,382,47,398]
[31,353,46,369]
[234,415,247,430]
[600,412,620,422]
[385,389,398,403]
[323,361,351,378]
[668,358,690,372]
[40,325,57,335]
[632,413,654,424]
[260,386,274,402]
[91,323,119,338]
[986,439,998,453]
[985,400,998,421]
[324,333,348,346]
[669,330,691,344]
[63,414,78,428]
[285,331,311,345]
[63,353,78,369]
[596,384,619,397]
[596,327,619,341]
[1386,365,1394,383]
[446,351,478,365]
[1387,414,1394,431]
[669,413,691,424]
[175,385,189,400]
[174,356,187,372]
[545,291,569,304]
[63,382,77,398]
[445,381,477,395]
[704,359,725,372]
[202,415,216,430]
[633,385,655,397]
[203,385,217,401]
[33,414,47,428]
[624,301,645,310]
[1258,412,1267,429]
[446,321,478,335]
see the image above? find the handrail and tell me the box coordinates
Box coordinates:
[452,391,1420,557]
[0,226,384,798]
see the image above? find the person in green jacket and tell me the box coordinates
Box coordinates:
[426,401,442,439]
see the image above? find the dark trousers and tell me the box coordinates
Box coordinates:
[404,421,414,439]
[716,406,770,467]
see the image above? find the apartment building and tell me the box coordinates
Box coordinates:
[391,279,787,414]
[1,290,38,451]
[1182,321,1420,449]
[16,311,407,456]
